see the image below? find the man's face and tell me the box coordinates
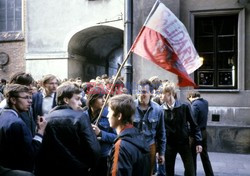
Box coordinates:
[137,85,151,104]
[12,92,32,112]
[161,91,172,104]
[66,93,82,110]
[107,107,119,129]
[44,78,58,95]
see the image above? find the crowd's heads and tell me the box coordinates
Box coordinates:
[149,76,162,90]
[9,72,34,86]
[108,94,135,125]
[56,81,82,106]
[82,82,94,94]
[101,74,108,80]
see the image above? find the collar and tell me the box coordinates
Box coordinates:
[120,124,134,133]
[2,108,19,117]
[162,100,175,110]
[42,89,55,98]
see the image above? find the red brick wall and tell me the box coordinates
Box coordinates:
[0,41,25,82]
[0,0,26,82]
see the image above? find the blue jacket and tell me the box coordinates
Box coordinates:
[191,98,209,129]
[107,126,151,176]
[83,107,117,157]
[134,100,166,156]
[0,108,42,171]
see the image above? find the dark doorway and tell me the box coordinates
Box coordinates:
[68,25,123,82]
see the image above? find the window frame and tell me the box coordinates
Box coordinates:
[190,9,245,92]
[0,0,24,41]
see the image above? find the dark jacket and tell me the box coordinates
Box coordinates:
[35,105,101,176]
[107,126,151,176]
[191,98,209,129]
[162,100,202,146]
[0,108,42,172]
[32,91,56,122]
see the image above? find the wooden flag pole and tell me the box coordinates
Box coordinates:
[94,49,133,125]
[94,20,146,125]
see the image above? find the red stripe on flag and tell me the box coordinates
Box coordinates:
[132,26,196,87]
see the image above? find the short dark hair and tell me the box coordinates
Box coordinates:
[9,72,34,86]
[108,94,135,124]
[187,91,201,99]
[5,84,30,106]
[56,81,82,105]
[1,79,7,84]
[138,79,154,93]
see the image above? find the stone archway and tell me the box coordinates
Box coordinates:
[68,25,123,81]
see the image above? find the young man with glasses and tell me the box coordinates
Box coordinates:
[134,79,166,175]
[0,72,38,136]
[0,84,47,172]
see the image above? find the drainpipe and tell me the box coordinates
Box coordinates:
[124,0,133,94]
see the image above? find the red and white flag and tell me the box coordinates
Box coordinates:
[131,0,202,87]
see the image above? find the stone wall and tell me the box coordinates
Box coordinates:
[207,126,250,154]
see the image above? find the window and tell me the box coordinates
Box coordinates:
[194,15,238,89]
[0,0,23,41]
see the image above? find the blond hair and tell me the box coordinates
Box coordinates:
[162,81,176,96]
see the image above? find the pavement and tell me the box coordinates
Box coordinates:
[174,152,250,176]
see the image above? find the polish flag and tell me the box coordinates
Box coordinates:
[131,0,202,87]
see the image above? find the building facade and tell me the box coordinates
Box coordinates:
[132,0,250,153]
[0,0,124,81]
[1,0,250,153]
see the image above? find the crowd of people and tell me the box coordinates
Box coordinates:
[0,72,214,176]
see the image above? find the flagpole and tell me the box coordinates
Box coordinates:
[94,47,133,125]
[94,25,149,125]
[94,1,161,125]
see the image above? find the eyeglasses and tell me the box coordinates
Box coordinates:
[15,96,32,100]
[138,90,149,94]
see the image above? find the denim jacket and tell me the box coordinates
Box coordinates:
[134,100,166,156]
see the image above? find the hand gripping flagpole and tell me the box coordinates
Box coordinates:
[94,0,160,125]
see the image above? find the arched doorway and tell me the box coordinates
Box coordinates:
[68,25,123,81]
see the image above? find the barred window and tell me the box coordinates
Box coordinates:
[194,15,238,89]
[0,0,23,41]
